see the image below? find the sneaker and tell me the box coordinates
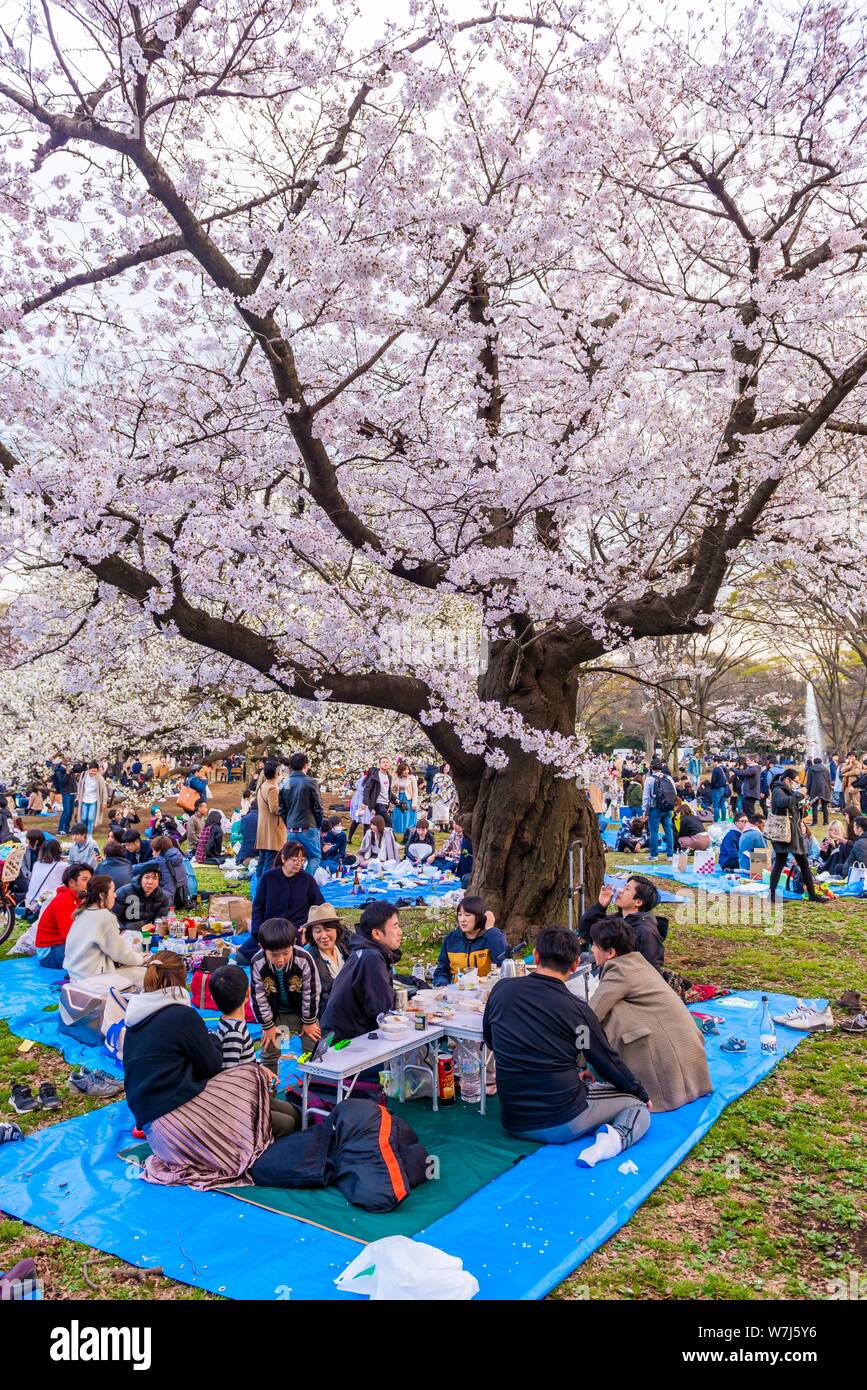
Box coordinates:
[771,1000,834,1031]
[37,1082,61,1111]
[839,1012,867,1034]
[0,1121,24,1143]
[68,1068,125,1098]
[9,1085,39,1114]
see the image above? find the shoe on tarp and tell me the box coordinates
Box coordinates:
[0,1122,24,1143]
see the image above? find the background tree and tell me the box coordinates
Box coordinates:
[1,1,867,936]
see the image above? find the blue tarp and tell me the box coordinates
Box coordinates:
[614,862,862,899]
[0,957,264,1071]
[0,984,809,1300]
[321,872,462,909]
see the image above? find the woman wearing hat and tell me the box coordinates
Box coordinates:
[304,905,351,1016]
[768,767,823,905]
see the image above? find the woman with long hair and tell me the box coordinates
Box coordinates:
[358,813,399,864]
[24,839,66,917]
[195,808,226,864]
[390,760,419,838]
[430,762,455,832]
[62,874,148,983]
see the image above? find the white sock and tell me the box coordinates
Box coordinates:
[576,1123,623,1169]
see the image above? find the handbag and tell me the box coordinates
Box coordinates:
[176,786,199,813]
[190,968,255,1021]
[764,811,791,841]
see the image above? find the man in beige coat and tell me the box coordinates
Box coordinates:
[588,916,711,1113]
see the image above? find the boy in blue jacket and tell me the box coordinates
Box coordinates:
[433,897,509,985]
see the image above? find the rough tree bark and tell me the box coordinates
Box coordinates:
[452,635,606,943]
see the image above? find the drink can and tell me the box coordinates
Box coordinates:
[393,985,408,1011]
[414,1015,426,1031]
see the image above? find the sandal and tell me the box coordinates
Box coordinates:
[720,1036,747,1053]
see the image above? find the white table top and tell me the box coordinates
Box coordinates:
[297,1020,443,1080]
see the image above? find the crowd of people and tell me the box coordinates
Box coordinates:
[609,750,859,905]
[0,739,726,1186]
[9,736,859,1197]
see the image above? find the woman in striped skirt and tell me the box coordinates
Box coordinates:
[123,951,272,1190]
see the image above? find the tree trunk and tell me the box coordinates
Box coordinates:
[452,640,606,944]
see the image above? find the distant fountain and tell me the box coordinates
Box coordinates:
[804,681,824,762]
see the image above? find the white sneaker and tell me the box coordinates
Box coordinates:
[772,1000,834,1031]
[576,1123,623,1168]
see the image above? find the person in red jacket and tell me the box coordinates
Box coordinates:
[35,862,93,969]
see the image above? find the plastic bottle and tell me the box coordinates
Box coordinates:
[759,994,777,1053]
[458,1044,481,1103]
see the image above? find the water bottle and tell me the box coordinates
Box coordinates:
[759,994,777,1053]
[458,1044,481,1103]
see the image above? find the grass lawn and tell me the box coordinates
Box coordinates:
[1,831,865,1301]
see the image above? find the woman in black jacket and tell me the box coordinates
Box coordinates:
[768,769,822,905]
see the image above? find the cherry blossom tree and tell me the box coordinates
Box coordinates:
[1,0,867,936]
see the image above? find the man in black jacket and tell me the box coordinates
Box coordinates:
[362,758,392,822]
[278,751,324,874]
[321,902,399,1042]
[55,760,78,835]
[806,757,832,825]
[114,864,171,930]
[578,876,666,969]
[483,925,650,1166]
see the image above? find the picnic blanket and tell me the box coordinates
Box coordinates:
[119,1096,540,1244]
[0,990,811,1300]
[0,956,264,1070]
[613,862,863,899]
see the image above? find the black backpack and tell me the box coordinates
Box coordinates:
[651,774,676,812]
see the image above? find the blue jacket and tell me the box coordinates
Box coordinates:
[710,765,729,790]
[320,933,397,1042]
[185,773,208,798]
[738,827,767,872]
[236,807,258,863]
[718,827,742,870]
[432,925,509,986]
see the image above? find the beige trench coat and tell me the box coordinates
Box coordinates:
[255,778,285,852]
[590,951,712,1113]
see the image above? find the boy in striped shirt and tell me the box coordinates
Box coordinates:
[209,963,300,1136]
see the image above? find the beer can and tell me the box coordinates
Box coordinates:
[393,985,408,1011]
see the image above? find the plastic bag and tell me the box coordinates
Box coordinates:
[9,920,37,957]
[334,1236,480,1301]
